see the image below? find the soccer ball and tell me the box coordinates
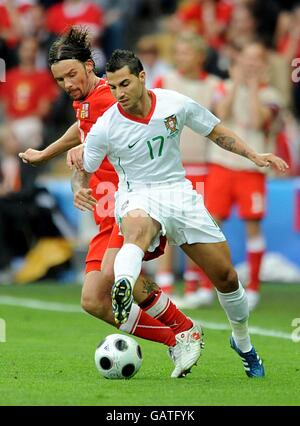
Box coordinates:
[94,334,143,379]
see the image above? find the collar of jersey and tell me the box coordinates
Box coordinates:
[117,90,156,125]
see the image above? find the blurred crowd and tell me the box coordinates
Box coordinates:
[0,0,300,285]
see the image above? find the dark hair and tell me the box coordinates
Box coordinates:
[105,49,143,76]
[48,27,93,66]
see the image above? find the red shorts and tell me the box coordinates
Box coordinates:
[86,222,167,273]
[106,224,167,261]
[184,162,207,196]
[89,172,117,226]
[205,164,266,220]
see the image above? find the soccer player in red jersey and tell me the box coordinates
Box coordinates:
[19,28,203,378]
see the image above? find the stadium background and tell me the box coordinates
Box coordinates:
[1,0,300,284]
[0,0,300,407]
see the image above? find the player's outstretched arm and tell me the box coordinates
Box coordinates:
[207,124,289,173]
[71,169,96,212]
[18,122,81,165]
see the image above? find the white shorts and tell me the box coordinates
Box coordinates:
[115,179,226,251]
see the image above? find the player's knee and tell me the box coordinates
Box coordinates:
[81,293,107,318]
[217,268,238,292]
[125,224,151,246]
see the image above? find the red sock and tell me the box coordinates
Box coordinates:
[198,268,214,290]
[155,271,174,294]
[119,304,176,347]
[183,267,200,293]
[139,289,193,335]
[247,250,264,292]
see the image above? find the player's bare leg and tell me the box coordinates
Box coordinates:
[112,209,160,324]
[81,270,115,324]
[111,213,203,377]
[82,246,193,315]
[181,241,264,377]
[181,241,237,293]
[81,248,164,324]
[81,247,203,376]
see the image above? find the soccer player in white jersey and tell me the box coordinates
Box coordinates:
[153,31,221,306]
[70,50,288,378]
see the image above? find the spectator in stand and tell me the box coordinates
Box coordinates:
[276,3,300,118]
[0,0,37,45]
[225,2,257,51]
[136,35,171,89]
[201,42,284,310]
[45,0,104,38]
[0,36,58,153]
[174,0,234,50]
[46,0,106,74]
[95,0,139,56]
[216,3,292,107]
[0,125,21,196]
[0,0,38,68]
[276,4,300,61]
[0,35,72,284]
[153,31,221,307]
[23,3,53,69]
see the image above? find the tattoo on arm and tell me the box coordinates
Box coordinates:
[214,135,250,159]
[141,278,159,295]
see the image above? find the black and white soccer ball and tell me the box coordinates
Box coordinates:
[95,334,143,379]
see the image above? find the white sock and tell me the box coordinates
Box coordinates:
[114,243,145,289]
[119,304,141,334]
[246,234,266,252]
[216,281,252,353]
[155,272,174,289]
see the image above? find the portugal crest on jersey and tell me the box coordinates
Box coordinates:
[79,102,90,119]
[164,114,179,136]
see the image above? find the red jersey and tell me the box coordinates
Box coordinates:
[72,78,118,224]
[0,68,58,119]
[46,1,104,36]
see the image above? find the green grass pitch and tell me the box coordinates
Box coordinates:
[0,282,299,406]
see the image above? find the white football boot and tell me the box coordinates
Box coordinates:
[168,322,204,378]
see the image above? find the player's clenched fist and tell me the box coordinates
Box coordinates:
[18,149,44,165]
[67,145,84,171]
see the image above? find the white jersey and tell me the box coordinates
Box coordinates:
[83,88,220,189]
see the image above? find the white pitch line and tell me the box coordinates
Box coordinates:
[195,320,292,340]
[0,295,293,341]
[0,295,82,313]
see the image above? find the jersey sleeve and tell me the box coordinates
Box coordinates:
[184,95,220,136]
[83,118,108,173]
